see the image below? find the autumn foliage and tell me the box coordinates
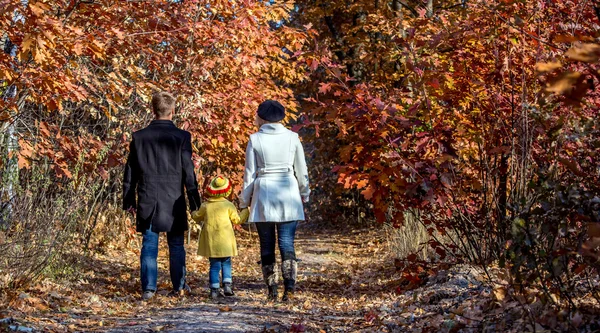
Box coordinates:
[1,0,600,329]
[293,0,600,319]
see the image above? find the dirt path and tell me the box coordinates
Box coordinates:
[96,225,392,332]
[1,224,495,332]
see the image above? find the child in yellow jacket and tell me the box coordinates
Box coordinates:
[192,176,242,299]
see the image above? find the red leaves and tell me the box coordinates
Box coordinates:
[360,185,375,200]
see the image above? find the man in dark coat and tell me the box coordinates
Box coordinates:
[123,91,201,300]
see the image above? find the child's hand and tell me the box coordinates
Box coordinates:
[239,208,250,224]
[191,210,202,222]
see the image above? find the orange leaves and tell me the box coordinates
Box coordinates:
[17,139,34,169]
[0,0,308,195]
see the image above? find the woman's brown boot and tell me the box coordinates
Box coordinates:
[281,259,298,302]
[262,263,279,301]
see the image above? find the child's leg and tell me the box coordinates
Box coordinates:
[208,258,222,289]
[221,257,232,285]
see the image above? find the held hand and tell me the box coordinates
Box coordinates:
[191,210,202,222]
[302,196,309,204]
[127,207,137,215]
[239,208,250,224]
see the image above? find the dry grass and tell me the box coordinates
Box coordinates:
[384,210,432,261]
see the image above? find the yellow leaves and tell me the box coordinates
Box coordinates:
[444,75,455,89]
[545,72,582,94]
[29,2,50,17]
[21,35,35,52]
[89,41,106,60]
[0,68,14,81]
[535,61,561,73]
[565,43,600,63]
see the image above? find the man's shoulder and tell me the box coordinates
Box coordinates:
[133,125,191,139]
[131,127,148,139]
[169,126,192,139]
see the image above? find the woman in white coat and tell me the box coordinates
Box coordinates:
[239,100,310,301]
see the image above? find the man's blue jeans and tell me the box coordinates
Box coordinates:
[209,257,232,289]
[255,221,298,265]
[140,227,186,292]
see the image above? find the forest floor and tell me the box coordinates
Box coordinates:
[0,223,589,332]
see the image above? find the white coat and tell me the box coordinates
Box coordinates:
[240,123,310,223]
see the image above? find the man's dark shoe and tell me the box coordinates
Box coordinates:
[223,283,234,296]
[209,288,220,300]
[168,284,192,297]
[142,290,155,301]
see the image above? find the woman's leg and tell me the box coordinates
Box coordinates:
[255,223,279,299]
[208,258,222,289]
[277,221,298,295]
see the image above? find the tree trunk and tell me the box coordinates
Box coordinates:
[392,0,406,38]
[1,18,21,227]
[427,0,434,17]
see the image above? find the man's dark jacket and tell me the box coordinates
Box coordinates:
[123,120,201,233]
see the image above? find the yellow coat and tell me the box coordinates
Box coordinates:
[193,198,241,258]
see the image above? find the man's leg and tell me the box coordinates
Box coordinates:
[140,227,160,293]
[255,223,278,299]
[278,221,298,299]
[167,230,186,291]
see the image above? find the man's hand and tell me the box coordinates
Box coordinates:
[127,207,137,216]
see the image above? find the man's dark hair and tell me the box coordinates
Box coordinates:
[152,91,176,117]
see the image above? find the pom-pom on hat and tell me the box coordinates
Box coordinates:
[206,176,232,198]
[257,100,285,122]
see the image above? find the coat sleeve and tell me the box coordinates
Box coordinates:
[123,138,139,210]
[198,203,207,222]
[182,132,201,212]
[293,135,311,202]
[239,138,257,209]
[191,202,207,223]
[229,204,241,225]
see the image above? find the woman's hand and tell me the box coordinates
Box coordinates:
[302,196,309,204]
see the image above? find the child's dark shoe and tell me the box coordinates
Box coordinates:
[209,288,220,300]
[223,283,234,296]
[142,290,155,301]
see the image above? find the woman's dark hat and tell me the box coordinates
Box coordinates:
[257,100,285,122]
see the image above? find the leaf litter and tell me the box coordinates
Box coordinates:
[0,225,598,332]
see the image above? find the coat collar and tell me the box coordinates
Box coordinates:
[259,123,286,134]
[207,197,227,202]
[150,120,176,127]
